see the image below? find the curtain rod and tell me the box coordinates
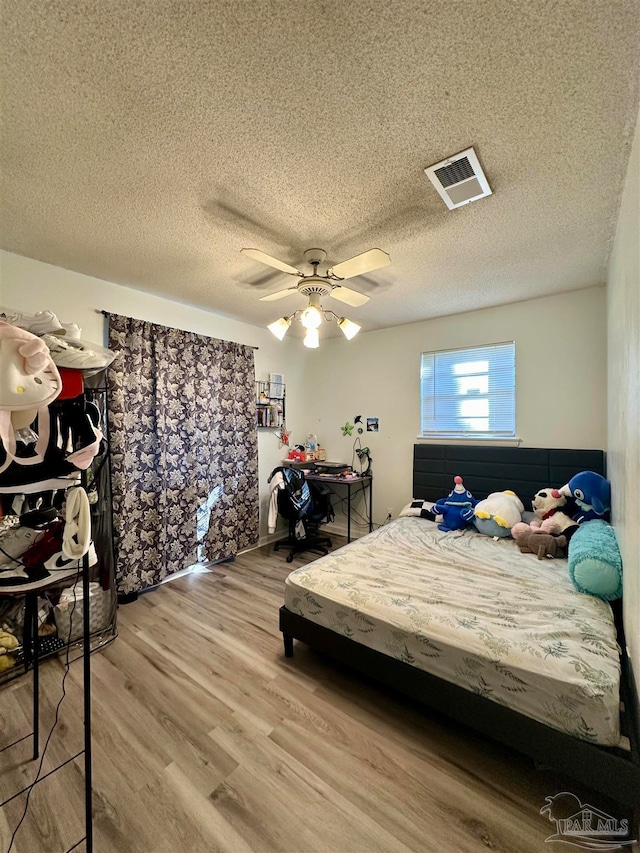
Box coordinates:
[97,310,259,349]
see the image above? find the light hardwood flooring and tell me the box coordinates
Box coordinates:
[0,539,629,853]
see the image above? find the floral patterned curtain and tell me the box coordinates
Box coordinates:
[107,314,258,595]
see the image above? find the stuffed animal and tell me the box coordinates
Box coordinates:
[0,628,18,651]
[0,628,18,672]
[0,653,15,673]
[474,491,524,538]
[511,487,578,539]
[531,488,577,533]
[513,529,568,559]
[557,472,611,524]
[512,518,559,538]
[433,476,478,532]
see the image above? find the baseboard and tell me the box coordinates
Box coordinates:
[322,521,348,539]
[240,522,365,556]
[239,530,289,554]
[323,521,367,540]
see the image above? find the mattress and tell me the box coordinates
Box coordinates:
[284,517,621,746]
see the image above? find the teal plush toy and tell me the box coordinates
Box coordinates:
[568,519,622,601]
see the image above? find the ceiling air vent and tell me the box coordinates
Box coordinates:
[424,147,492,210]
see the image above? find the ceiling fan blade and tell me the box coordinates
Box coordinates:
[259,288,300,302]
[328,248,390,280]
[330,286,370,307]
[241,248,303,276]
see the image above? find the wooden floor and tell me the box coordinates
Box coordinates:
[0,538,628,853]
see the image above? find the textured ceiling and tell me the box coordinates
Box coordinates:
[1,0,639,337]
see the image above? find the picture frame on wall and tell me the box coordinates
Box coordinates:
[270,373,284,398]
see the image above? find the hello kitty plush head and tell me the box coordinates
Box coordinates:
[0,322,62,472]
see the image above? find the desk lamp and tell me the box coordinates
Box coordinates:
[355,446,372,477]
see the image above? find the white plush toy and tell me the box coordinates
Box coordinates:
[531,488,576,533]
[474,490,524,538]
[512,487,577,539]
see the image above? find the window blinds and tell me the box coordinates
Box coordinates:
[420,342,515,438]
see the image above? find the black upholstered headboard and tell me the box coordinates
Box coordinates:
[413,445,606,506]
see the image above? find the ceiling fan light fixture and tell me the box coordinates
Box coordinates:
[300,304,322,330]
[303,327,319,349]
[267,316,291,340]
[338,317,361,340]
[258,248,378,345]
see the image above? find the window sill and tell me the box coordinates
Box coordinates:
[416,436,522,446]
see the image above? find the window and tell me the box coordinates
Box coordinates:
[420,342,515,438]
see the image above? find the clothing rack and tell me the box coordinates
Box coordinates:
[0,371,117,851]
[0,470,94,853]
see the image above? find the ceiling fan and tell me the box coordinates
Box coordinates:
[241,246,391,347]
[241,247,390,306]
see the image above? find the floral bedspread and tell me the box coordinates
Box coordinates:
[284,517,621,746]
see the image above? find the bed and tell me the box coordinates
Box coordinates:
[279,445,640,810]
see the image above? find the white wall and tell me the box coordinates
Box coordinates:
[607,105,640,686]
[0,250,309,541]
[305,288,607,528]
[0,252,609,548]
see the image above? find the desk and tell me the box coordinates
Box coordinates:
[305,474,372,543]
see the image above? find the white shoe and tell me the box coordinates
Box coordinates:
[62,487,91,559]
[44,542,97,571]
[41,334,115,370]
[0,566,80,591]
[0,525,43,568]
[0,309,64,336]
[59,322,82,341]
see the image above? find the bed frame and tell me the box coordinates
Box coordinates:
[279,445,640,812]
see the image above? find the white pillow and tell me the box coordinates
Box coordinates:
[399,500,437,520]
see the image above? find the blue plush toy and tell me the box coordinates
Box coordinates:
[434,476,478,532]
[558,471,611,524]
[568,519,622,601]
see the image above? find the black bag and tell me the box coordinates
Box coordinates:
[307,480,334,525]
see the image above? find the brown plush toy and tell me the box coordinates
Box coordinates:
[513,529,568,560]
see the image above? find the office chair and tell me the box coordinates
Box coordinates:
[268,466,333,563]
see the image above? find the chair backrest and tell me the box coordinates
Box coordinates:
[271,466,313,520]
[307,480,335,525]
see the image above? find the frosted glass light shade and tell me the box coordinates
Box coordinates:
[300,305,322,329]
[303,327,319,348]
[267,317,291,340]
[338,317,361,340]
